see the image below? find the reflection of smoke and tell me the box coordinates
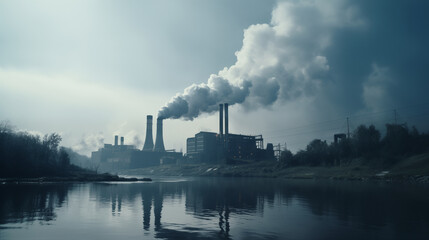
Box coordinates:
[157,1,355,120]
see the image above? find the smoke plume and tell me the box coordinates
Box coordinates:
[158,76,251,120]
[158,1,344,120]
[159,0,429,123]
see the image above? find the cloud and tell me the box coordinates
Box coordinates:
[363,64,395,112]
[2,0,429,153]
[0,68,168,155]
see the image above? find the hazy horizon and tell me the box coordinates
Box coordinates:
[1,0,429,156]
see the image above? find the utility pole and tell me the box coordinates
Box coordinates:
[347,117,350,139]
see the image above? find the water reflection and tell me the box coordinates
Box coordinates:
[0,184,72,225]
[141,183,163,231]
[91,178,429,239]
[1,179,429,239]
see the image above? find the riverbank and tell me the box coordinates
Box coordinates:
[121,152,429,183]
[0,172,152,183]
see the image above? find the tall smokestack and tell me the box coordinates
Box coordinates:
[120,136,124,145]
[143,115,154,151]
[114,135,118,146]
[219,104,224,136]
[224,103,229,136]
[154,118,165,152]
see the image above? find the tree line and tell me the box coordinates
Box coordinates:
[0,122,73,178]
[280,124,429,167]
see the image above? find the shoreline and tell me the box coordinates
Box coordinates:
[0,173,152,184]
[119,155,429,184]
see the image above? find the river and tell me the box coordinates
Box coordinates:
[1,177,429,239]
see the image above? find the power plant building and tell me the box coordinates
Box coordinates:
[91,116,182,172]
[186,103,274,163]
[187,132,218,162]
[90,139,137,170]
[92,103,274,171]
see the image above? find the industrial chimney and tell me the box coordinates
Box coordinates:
[120,136,124,146]
[154,117,165,152]
[224,103,229,137]
[114,135,118,146]
[219,104,223,137]
[143,115,154,151]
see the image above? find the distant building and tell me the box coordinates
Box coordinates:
[185,103,275,163]
[91,117,183,172]
[91,141,137,170]
[187,132,219,162]
[92,104,276,171]
[186,132,274,163]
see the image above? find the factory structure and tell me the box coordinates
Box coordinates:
[91,116,182,172]
[91,103,274,171]
[186,103,275,163]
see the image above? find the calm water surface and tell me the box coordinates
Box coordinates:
[1,177,429,240]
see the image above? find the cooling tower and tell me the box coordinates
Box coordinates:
[120,136,124,145]
[143,115,154,151]
[154,118,165,152]
[114,135,118,146]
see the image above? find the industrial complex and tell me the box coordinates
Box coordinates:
[91,116,182,172]
[91,103,274,171]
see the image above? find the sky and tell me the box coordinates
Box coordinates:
[1,0,429,156]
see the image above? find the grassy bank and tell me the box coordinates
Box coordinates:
[121,152,429,183]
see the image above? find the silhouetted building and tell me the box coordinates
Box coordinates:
[186,103,275,163]
[91,137,138,170]
[187,132,218,162]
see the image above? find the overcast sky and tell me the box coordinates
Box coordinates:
[1,0,429,155]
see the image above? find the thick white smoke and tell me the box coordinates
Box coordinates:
[158,76,251,120]
[158,0,364,120]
